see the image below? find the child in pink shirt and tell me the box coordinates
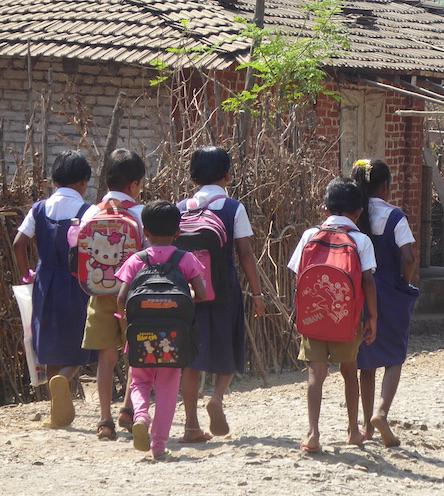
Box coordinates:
[116,200,205,459]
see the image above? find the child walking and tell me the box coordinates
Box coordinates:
[13,150,96,427]
[116,200,206,459]
[352,159,418,447]
[178,146,265,443]
[288,177,377,452]
[81,149,145,440]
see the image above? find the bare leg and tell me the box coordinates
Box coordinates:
[118,368,134,432]
[359,368,376,439]
[180,367,211,442]
[97,347,118,436]
[206,373,233,436]
[302,361,328,451]
[341,361,364,446]
[371,364,402,447]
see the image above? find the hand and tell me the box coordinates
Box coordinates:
[363,316,377,345]
[21,269,35,284]
[252,295,266,317]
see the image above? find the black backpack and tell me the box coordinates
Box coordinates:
[126,249,197,368]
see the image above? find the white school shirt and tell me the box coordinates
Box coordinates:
[369,197,415,247]
[18,187,86,238]
[81,191,145,237]
[287,216,377,275]
[192,185,254,239]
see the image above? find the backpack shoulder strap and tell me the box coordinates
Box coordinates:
[167,249,186,268]
[136,250,150,266]
[76,203,91,219]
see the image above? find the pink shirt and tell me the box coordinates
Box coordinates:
[115,246,204,285]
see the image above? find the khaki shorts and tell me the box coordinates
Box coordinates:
[298,329,363,364]
[82,295,124,350]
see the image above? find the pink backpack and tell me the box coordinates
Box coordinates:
[175,195,228,302]
[75,199,142,296]
[295,226,364,342]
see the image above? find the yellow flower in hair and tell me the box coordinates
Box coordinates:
[353,159,372,182]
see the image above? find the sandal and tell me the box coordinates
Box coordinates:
[97,420,117,441]
[118,407,134,433]
[206,397,230,436]
[49,375,75,428]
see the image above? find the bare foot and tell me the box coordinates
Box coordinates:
[179,428,212,444]
[348,429,365,446]
[362,423,374,441]
[301,432,321,453]
[206,398,230,436]
[371,415,400,447]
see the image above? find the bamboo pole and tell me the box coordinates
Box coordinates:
[26,41,35,170]
[0,118,6,197]
[96,91,126,201]
[396,110,444,117]
[41,68,52,179]
[361,78,444,107]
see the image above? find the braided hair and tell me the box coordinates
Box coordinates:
[351,159,391,236]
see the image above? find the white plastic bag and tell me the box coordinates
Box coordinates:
[12,284,47,387]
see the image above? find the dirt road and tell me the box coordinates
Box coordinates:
[1,333,443,496]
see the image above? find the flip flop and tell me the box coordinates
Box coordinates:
[49,375,75,428]
[97,420,117,441]
[206,398,230,436]
[300,442,322,453]
[118,407,134,433]
[179,428,213,444]
[132,421,151,452]
[153,449,173,461]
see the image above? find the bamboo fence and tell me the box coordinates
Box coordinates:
[0,67,336,404]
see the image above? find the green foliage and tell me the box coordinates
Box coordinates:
[223,0,349,112]
[148,2,349,107]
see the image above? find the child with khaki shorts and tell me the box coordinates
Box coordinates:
[82,149,146,440]
[288,177,378,453]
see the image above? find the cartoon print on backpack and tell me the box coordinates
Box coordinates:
[143,339,157,365]
[159,334,176,363]
[301,273,352,325]
[87,232,126,291]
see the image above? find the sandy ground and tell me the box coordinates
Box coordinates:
[0,333,443,496]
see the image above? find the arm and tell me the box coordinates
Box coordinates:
[190,275,206,302]
[400,243,416,283]
[235,237,265,317]
[116,282,130,333]
[13,232,32,282]
[361,270,377,345]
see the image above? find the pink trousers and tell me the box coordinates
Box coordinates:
[130,367,181,456]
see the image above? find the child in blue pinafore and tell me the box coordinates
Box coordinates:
[177,146,266,443]
[352,159,419,447]
[13,151,96,427]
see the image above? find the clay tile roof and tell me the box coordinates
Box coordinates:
[0,0,443,74]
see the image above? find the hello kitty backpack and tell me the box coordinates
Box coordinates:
[295,226,364,342]
[75,199,142,296]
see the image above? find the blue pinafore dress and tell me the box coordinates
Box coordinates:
[178,198,245,374]
[31,201,96,366]
[357,208,419,370]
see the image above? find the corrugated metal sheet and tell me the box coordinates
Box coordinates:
[0,0,442,73]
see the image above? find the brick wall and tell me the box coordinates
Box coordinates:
[314,83,425,255]
[0,56,169,195]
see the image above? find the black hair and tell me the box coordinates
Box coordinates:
[351,159,391,235]
[51,150,91,186]
[141,200,181,237]
[190,146,231,185]
[324,177,363,216]
[106,149,146,191]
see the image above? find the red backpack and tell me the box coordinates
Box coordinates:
[295,226,364,342]
[174,195,228,302]
[75,199,142,296]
